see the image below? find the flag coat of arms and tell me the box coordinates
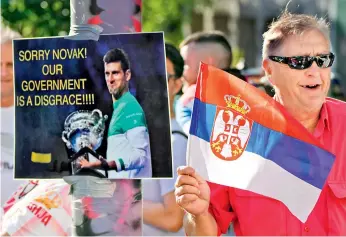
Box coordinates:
[188,62,335,222]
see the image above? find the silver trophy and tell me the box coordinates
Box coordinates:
[62,109,108,177]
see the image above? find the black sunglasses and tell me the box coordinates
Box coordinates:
[268,53,335,70]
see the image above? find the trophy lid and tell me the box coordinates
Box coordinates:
[62,109,108,152]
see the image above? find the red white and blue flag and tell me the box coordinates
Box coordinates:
[188,62,335,222]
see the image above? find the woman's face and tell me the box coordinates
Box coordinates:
[263,29,332,114]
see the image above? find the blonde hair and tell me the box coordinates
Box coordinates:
[262,10,330,58]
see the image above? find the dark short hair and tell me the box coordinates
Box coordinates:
[165,43,184,78]
[179,31,233,65]
[103,48,131,72]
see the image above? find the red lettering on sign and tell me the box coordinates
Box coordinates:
[26,202,52,226]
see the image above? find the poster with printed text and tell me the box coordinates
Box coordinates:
[13,32,172,179]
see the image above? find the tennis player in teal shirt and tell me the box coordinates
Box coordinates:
[80,48,152,178]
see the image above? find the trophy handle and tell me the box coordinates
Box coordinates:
[62,131,72,149]
[92,109,108,122]
[91,109,108,138]
[92,109,102,119]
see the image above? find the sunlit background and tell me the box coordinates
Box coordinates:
[1,0,346,100]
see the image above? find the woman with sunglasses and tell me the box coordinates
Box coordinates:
[175,10,346,236]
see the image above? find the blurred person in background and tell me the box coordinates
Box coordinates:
[330,72,346,101]
[176,31,245,135]
[242,67,275,97]
[0,24,26,214]
[0,24,72,237]
[142,43,187,236]
[175,11,346,236]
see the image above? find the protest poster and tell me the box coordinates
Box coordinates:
[13,32,172,179]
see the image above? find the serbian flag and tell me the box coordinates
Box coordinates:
[188,62,335,222]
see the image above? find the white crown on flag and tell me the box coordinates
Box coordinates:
[224,94,251,115]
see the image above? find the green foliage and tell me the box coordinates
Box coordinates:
[1,0,70,37]
[142,0,214,47]
[2,0,214,45]
[142,0,190,47]
[231,48,245,68]
[2,0,245,66]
